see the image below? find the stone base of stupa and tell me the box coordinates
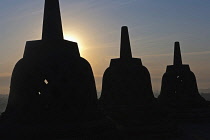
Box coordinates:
[0,116,121,140]
[101,104,180,140]
[166,106,210,124]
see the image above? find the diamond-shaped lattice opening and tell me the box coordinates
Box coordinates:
[44,79,48,84]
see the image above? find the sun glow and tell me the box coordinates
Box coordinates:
[64,34,84,55]
[64,34,78,43]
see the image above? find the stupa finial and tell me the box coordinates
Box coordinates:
[173,42,182,66]
[42,0,63,40]
[120,26,132,59]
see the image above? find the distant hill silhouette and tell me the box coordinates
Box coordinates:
[0,94,8,113]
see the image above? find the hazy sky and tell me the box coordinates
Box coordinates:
[0,0,210,95]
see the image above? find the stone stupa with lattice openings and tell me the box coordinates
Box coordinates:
[158,42,210,124]
[99,26,177,139]
[0,0,119,139]
[158,42,207,108]
[99,26,155,108]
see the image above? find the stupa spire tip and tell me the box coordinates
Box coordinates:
[173,41,182,66]
[120,26,132,59]
[42,0,64,40]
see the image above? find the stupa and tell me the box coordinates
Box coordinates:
[158,42,207,108]
[0,0,119,139]
[99,26,155,108]
[99,26,177,139]
[158,42,210,124]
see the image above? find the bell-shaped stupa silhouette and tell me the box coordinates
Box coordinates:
[100,26,155,108]
[99,27,177,139]
[1,0,120,139]
[4,0,99,122]
[158,42,206,108]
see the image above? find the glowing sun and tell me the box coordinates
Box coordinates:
[64,34,78,43]
[64,34,84,54]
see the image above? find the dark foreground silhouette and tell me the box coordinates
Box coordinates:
[1,0,210,140]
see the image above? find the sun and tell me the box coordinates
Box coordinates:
[64,34,78,43]
[64,34,84,55]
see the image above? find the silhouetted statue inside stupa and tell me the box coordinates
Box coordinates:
[99,26,155,109]
[158,42,206,108]
[2,0,99,123]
